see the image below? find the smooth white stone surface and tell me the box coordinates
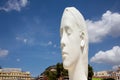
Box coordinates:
[60,7,88,80]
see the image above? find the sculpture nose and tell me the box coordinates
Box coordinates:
[61,33,67,50]
[61,42,65,51]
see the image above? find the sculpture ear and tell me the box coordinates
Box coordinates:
[81,40,85,47]
[80,32,85,53]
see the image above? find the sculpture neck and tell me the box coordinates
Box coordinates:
[68,57,87,80]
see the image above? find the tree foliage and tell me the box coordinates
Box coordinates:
[56,63,68,78]
[42,63,68,80]
[0,66,2,69]
[88,64,94,80]
[41,63,93,80]
[103,78,115,80]
[43,66,57,80]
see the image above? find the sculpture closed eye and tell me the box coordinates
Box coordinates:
[65,26,72,36]
[60,26,72,38]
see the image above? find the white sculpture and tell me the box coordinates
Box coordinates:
[60,7,88,80]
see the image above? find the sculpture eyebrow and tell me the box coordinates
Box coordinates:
[64,26,72,32]
[64,26,69,29]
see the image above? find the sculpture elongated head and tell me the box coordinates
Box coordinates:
[60,7,88,69]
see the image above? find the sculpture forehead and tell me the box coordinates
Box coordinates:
[64,7,78,13]
[61,8,76,28]
[61,15,74,28]
[62,7,77,20]
[61,7,86,31]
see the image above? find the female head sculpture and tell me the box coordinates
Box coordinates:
[60,7,88,80]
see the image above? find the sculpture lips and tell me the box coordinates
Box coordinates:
[62,51,67,56]
[62,51,68,60]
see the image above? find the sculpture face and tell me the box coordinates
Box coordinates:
[60,9,82,69]
[60,7,88,80]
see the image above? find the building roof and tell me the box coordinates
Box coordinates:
[0,68,22,72]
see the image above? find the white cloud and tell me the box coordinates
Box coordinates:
[23,38,27,43]
[39,42,48,47]
[86,11,120,43]
[39,41,58,49]
[53,44,57,48]
[90,46,120,65]
[39,41,53,47]
[0,49,9,57]
[0,0,28,12]
[48,41,52,45]
[112,65,120,70]
[52,51,56,54]
[16,37,28,43]
[16,58,20,62]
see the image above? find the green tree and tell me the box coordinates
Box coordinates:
[103,78,115,80]
[56,63,61,78]
[48,71,57,80]
[44,70,57,80]
[56,63,68,79]
[42,63,68,80]
[41,63,93,80]
[88,64,94,80]
[0,66,2,69]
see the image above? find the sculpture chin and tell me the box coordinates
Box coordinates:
[63,60,72,69]
[63,63,70,70]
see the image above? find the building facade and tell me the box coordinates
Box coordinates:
[0,68,31,80]
[111,67,120,80]
[94,67,120,80]
[94,71,109,77]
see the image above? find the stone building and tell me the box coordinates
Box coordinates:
[0,68,31,80]
[94,71,109,77]
[94,67,120,80]
[111,67,120,80]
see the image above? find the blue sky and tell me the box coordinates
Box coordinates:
[0,0,120,77]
